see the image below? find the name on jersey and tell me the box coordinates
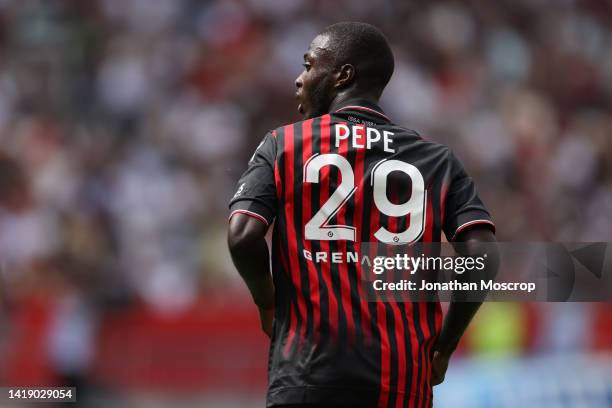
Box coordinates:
[303,249,372,265]
[335,124,395,153]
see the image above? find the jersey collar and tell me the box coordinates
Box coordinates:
[331,98,392,123]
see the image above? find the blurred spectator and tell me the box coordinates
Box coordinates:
[0,0,610,405]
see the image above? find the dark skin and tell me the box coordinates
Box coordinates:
[433,226,499,385]
[296,34,380,119]
[228,32,499,386]
[227,214,275,337]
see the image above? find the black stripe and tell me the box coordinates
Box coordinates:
[329,141,348,347]
[411,303,425,408]
[381,189,400,408]
[310,116,331,346]
[360,147,382,402]
[386,304,399,408]
[393,200,414,407]
[344,129,363,347]
[271,228,297,365]
[276,126,302,359]
[292,121,315,345]
[431,175,442,243]
[427,178,442,402]
[289,125,304,358]
[426,302,436,404]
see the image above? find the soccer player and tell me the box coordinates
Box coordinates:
[228,22,498,408]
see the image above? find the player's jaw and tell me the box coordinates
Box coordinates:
[295,91,305,116]
[295,76,335,119]
[295,51,336,118]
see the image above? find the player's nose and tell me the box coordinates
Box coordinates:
[295,74,303,89]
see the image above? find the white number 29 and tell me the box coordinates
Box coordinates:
[303,153,426,244]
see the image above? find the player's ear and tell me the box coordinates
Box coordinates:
[334,64,355,89]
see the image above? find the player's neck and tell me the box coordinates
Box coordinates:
[328,90,380,113]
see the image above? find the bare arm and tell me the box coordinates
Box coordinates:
[227,213,275,336]
[432,225,499,384]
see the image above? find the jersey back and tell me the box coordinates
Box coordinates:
[229,102,494,408]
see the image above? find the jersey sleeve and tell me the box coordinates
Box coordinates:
[228,132,277,226]
[443,150,495,241]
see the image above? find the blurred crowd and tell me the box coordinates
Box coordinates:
[0,0,610,399]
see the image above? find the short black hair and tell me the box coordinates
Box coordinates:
[320,22,394,96]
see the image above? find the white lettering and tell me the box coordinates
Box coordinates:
[335,124,350,147]
[383,131,395,153]
[366,127,381,149]
[303,249,312,260]
[352,125,365,148]
[335,124,395,153]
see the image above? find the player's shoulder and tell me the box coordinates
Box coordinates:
[267,114,332,136]
[393,124,454,157]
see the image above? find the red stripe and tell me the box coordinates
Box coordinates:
[390,305,406,408]
[377,305,390,408]
[405,302,419,403]
[319,115,339,335]
[419,303,433,408]
[352,136,372,342]
[432,303,443,407]
[386,195,407,408]
[423,308,440,408]
[283,124,308,350]
[280,248,297,357]
[337,122,355,343]
[418,191,435,407]
[301,118,321,342]
[398,242,418,404]
[396,244,417,405]
[373,194,391,408]
[274,130,281,200]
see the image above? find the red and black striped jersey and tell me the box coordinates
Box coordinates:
[229,99,495,408]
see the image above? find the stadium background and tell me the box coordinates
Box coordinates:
[0,0,611,406]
